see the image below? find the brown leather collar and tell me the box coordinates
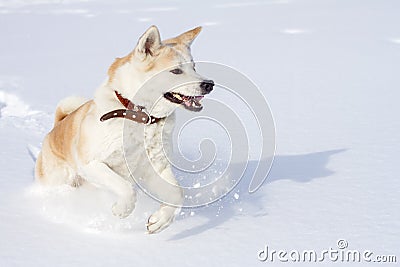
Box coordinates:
[100,91,164,125]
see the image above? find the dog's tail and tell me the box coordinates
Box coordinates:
[54,96,86,125]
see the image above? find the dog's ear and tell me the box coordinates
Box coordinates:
[164,26,202,47]
[136,25,161,59]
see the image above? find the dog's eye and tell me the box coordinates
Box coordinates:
[170,68,183,75]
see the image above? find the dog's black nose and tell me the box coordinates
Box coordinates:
[200,80,214,94]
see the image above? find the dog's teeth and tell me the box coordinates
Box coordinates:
[174,94,182,100]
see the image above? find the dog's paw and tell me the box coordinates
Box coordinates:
[112,194,136,219]
[146,206,176,234]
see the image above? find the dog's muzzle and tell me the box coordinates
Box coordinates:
[164,79,214,112]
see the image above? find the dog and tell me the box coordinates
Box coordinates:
[35,26,214,233]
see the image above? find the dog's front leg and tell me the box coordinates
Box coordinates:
[81,161,136,218]
[145,167,183,234]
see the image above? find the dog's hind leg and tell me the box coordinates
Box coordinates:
[35,151,74,186]
[80,161,136,218]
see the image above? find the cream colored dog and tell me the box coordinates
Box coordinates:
[35,26,214,233]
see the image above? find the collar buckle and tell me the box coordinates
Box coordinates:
[141,108,152,125]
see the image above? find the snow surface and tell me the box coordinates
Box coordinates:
[1,0,400,266]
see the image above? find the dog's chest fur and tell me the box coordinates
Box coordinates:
[98,114,175,181]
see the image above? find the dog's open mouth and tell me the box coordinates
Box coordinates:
[164,92,204,112]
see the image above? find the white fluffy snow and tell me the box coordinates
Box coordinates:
[1,0,399,266]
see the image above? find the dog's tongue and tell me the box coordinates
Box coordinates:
[183,96,203,108]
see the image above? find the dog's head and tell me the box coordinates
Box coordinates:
[107,26,214,118]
